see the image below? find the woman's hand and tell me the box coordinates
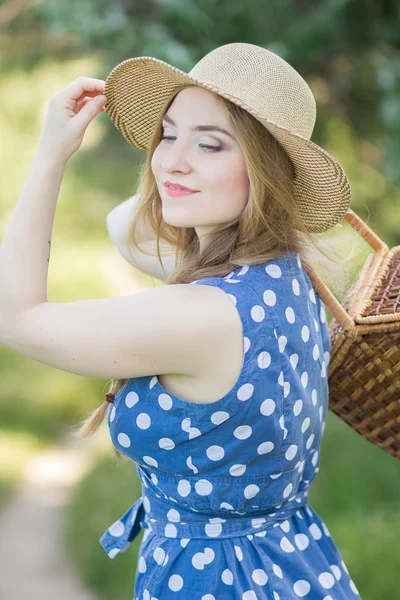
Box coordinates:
[37,76,107,165]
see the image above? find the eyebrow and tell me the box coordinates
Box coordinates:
[162,114,235,140]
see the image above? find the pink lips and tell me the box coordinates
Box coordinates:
[164,181,199,197]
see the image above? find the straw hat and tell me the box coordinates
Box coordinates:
[104,42,352,233]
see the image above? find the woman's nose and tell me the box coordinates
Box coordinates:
[161,140,191,172]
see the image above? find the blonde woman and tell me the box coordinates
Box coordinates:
[0,43,362,599]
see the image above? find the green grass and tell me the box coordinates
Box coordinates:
[64,451,143,600]
[0,430,50,508]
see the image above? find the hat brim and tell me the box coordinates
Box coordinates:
[104,56,351,233]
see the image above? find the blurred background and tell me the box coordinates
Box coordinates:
[0,0,399,598]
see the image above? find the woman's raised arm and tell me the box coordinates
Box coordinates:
[106,195,177,282]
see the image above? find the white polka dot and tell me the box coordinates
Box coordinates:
[260,398,276,416]
[278,335,287,352]
[266,264,282,278]
[221,569,234,584]
[273,563,283,578]
[243,592,257,600]
[238,383,254,401]
[109,405,116,422]
[153,547,165,565]
[320,304,326,322]
[301,371,308,388]
[244,484,260,499]
[205,522,222,537]
[330,564,342,580]
[280,536,295,552]
[117,433,131,448]
[309,288,316,304]
[158,393,173,410]
[143,495,150,512]
[244,337,251,353]
[290,353,299,369]
[177,479,191,497]
[168,574,183,591]
[257,441,274,455]
[252,569,268,585]
[203,547,215,564]
[251,305,265,322]
[233,425,252,441]
[108,520,124,536]
[293,399,303,415]
[192,552,205,570]
[292,278,300,295]
[283,483,293,498]
[159,437,175,450]
[285,444,298,460]
[314,318,319,332]
[252,517,266,528]
[280,520,290,533]
[220,502,234,510]
[319,572,335,588]
[167,509,180,522]
[258,351,271,369]
[211,411,229,424]
[311,389,317,405]
[108,548,119,558]
[349,579,360,594]
[263,289,277,306]
[138,555,146,573]
[195,479,213,495]
[293,579,311,596]
[306,433,315,449]
[136,413,151,429]
[283,381,290,398]
[312,344,320,360]
[309,523,322,539]
[301,325,310,342]
[125,391,139,407]
[201,596,215,600]
[165,523,177,538]
[230,464,246,476]
[321,361,327,378]
[301,417,311,433]
[286,306,295,323]
[143,456,158,467]
[295,533,310,550]
[206,445,225,461]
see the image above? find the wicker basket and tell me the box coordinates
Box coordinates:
[302,209,400,461]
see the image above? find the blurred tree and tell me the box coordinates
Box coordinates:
[1,0,399,236]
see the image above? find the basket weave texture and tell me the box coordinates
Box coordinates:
[302,209,400,461]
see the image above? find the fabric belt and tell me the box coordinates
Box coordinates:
[99,486,309,559]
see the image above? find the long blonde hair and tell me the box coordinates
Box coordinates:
[70,83,356,460]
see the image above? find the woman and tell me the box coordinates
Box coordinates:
[0,43,361,599]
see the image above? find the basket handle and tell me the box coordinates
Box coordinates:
[301,209,389,331]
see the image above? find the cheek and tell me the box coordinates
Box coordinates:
[215,161,249,207]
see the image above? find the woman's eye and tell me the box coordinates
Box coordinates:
[159,135,221,152]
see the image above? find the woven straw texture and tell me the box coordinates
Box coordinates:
[303,209,400,461]
[104,42,352,233]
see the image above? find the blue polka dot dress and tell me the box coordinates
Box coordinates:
[99,250,363,600]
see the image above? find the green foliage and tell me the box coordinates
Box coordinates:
[0,5,399,598]
[64,454,143,600]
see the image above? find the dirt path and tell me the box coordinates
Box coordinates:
[0,433,98,600]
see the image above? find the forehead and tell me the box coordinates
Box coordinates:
[164,86,228,123]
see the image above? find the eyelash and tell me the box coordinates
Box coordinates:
[159,135,222,153]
